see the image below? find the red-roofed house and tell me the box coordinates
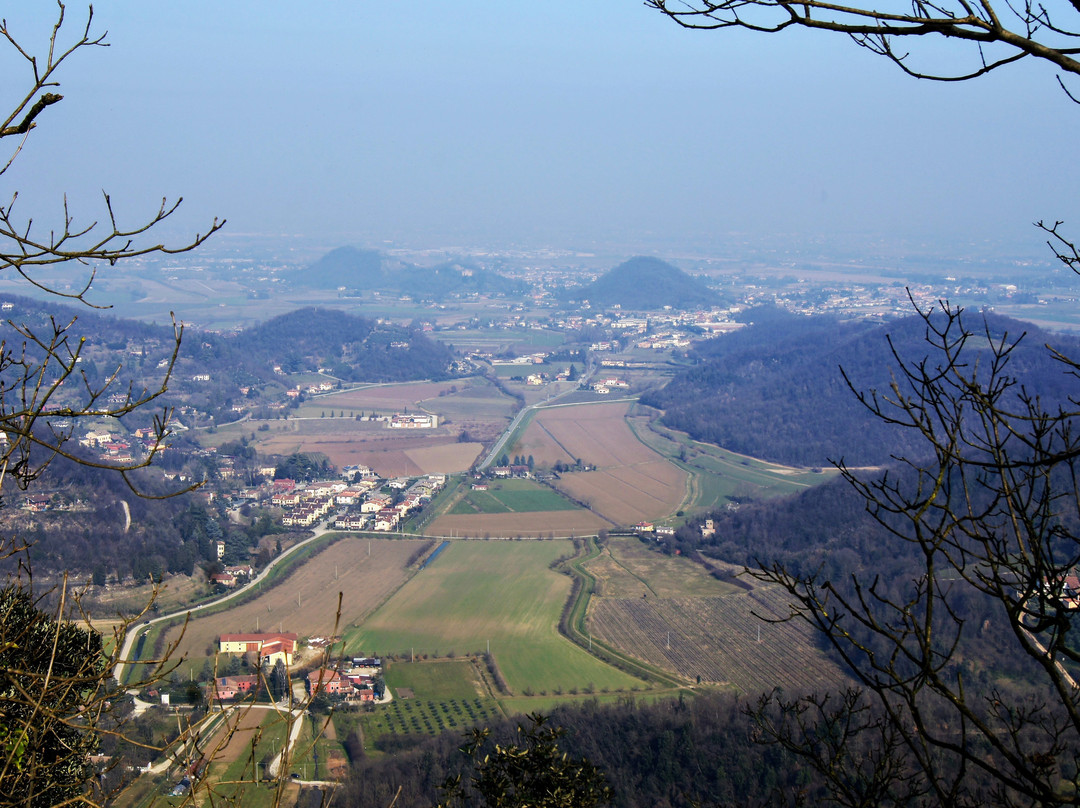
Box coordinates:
[218,632,297,666]
[307,668,353,697]
[204,674,260,702]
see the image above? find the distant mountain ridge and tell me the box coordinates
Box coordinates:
[305,246,387,288]
[564,256,718,310]
[292,246,527,299]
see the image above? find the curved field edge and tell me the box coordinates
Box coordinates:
[557,537,687,689]
[123,532,347,684]
[339,540,644,695]
[513,401,688,526]
[625,407,838,513]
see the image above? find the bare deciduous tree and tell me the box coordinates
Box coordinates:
[0,4,230,806]
[648,0,1080,94]
[747,297,1080,806]
[0,2,222,494]
[651,0,1080,803]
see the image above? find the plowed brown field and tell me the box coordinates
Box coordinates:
[323,382,460,410]
[257,428,480,476]
[516,402,688,525]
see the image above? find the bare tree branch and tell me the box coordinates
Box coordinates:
[746,298,1080,804]
[647,0,1080,96]
[0,4,223,493]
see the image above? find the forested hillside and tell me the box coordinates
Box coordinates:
[229,307,455,382]
[642,306,1080,466]
[340,692,814,807]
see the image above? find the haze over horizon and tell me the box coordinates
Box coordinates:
[1,2,1075,265]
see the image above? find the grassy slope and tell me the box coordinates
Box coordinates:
[627,412,838,513]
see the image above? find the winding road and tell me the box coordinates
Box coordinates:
[114,523,332,684]
[118,365,615,682]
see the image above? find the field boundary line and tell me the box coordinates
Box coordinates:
[536,420,576,463]
[625,414,698,515]
[338,547,435,642]
[602,545,659,598]
[557,538,685,689]
[536,477,619,529]
[533,396,638,411]
[118,529,352,683]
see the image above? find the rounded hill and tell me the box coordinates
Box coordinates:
[566,256,718,310]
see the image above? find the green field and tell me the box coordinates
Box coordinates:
[343,541,645,697]
[449,478,579,515]
[386,657,489,699]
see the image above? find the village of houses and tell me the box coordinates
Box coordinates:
[195,470,446,591]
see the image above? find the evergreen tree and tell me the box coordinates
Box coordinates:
[439,714,611,808]
[0,587,105,807]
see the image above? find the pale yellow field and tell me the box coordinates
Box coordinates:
[159,538,423,670]
[320,381,461,410]
[324,439,481,476]
[529,403,662,466]
[405,442,482,472]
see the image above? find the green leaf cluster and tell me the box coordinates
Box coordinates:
[439,713,611,808]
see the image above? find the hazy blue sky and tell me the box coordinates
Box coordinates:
[1,2,1075,259]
